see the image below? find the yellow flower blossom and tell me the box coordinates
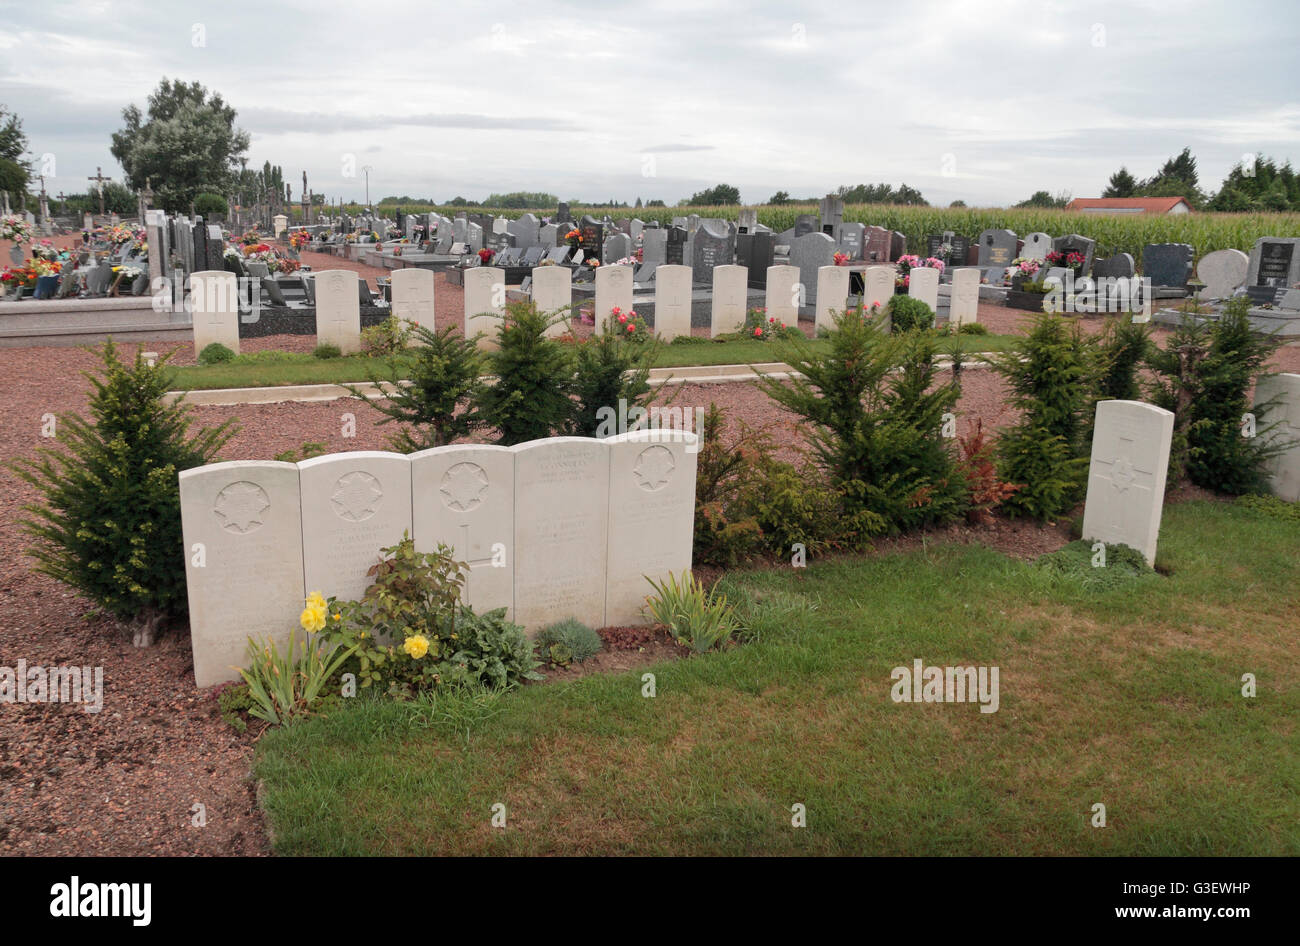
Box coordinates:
[299,602,327,633]
[402,635,430,659]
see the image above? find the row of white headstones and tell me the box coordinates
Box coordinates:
[188,263,975,355]
[178,377,1299,689]
[180,430,698,688]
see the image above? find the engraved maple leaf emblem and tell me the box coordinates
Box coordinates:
[634,445,675,491]
[332,471,383,521]
[440,462,488,512]
[213,481,270,534]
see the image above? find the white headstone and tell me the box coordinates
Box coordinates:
[863,266,895,313]
[949,267,980,327]
[765,264,799,326]
[1255,373,1300,502]
[605,429,699,626]
[314,269,361,354]
[298,451,413,603]
[464,266,504,350]
[710,264,748,336]
[272,214,288,237]
[389,268,435,334]
[1022,232,1053,261]
[652,264,693,341]
[1081,400,1175,566]
[512,437,610,631]
[411,445,515,617]
[814,265,850,334]
[180,461,305,688]
[531,265,572,337]
[594,264,634,335]
[1196,248,1250,301]
[190,270,240,356]
[908,266,940,313]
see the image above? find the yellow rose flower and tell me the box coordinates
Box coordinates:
[299,603,327,633]
[306,591,326,609]
[402,635,430,659]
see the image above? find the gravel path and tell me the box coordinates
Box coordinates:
[1,273,1296,854]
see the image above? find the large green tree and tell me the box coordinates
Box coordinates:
[687,183,741,205]
[110,78,249,213]
[1207,155,1299,212]
[1137,147,1205,207]
[1102,166,1137,198]
[0,104,30,207]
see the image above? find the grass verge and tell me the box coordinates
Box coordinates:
[253,499,1299,855]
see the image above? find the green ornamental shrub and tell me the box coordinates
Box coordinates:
[478,301,574,445]
[568,331,655,437]
[12,341,236,643]
[193,192,228,217]
[987,314,1095,519]
[1148,299,1285,494]
[198,341,236,365]
[348,323,484,452]
[535,618,603,666]
[887,295,935,333]
[755,309,967,534]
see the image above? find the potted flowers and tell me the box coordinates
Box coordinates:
[1044,249,1086,277]
[477,248,495,266]
[833,252,851,266]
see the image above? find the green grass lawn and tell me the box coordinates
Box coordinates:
[168,333,1018,391]
[253,499,1299,855]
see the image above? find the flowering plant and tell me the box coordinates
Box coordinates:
[288,229,310,249]
[29,239,60,261]
[0,214,33,244]
[31,258,63,277]
[1013,257,1041,277]
[565,228,581,248]
[112,264,143,280]
[1045,250,1085,269]
[609,305,649,341]
[477,248,495,265]
[240,230,263,246]
[615,256,638,267]
[587,258,601,268]
[895,254,945,275]
[2,264,38,288]
[833,252,851,266]
[743,306,795,340]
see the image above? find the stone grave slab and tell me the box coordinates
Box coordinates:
[1081,400,1174,565]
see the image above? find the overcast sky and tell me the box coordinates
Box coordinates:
[2,0,1299,208]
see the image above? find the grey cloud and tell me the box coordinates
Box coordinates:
[239,108,585,134]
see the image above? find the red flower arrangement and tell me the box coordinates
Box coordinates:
[477,248,495,265]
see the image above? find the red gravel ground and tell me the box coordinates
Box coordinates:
[1,269,1296,855]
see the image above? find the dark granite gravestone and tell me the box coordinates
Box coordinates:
[1247,238,1300,299]
[1140,244,1194,287]
[927,232,971,271]
[889,231,906,261]
[736,231,775,288]
[1092,254,1136,279]
[665,226,688,265]
[1052,233,1096,276]
[864,226,892,262]
[794,214,818,239]
[205,225,225,271]
[192,222,209,271]
[977,229,1017,270]
[692,222,731,279]
[579,215,604,263]
[556,202,569,222]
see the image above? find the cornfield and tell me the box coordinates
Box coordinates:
[350,202,1300,266]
